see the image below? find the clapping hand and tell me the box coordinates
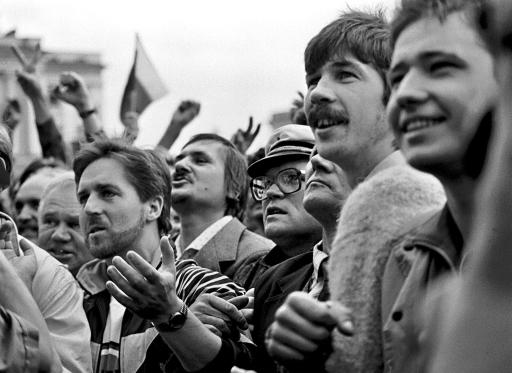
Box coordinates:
[106,236,182,323]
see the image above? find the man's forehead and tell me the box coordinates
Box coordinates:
[78,157,126,188]
[180,140,226,159]
[391,13,484,67]
[41,183,79,210]
[264,159,308,176]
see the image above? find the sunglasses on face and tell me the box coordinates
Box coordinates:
[250,168,306,201]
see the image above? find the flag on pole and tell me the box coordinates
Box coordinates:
[120,34,168,122]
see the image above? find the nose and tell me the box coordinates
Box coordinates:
[308,75,336,106]
[173,156,191,176]
[310,153,333,173]
[83,193,102,216]
[265,183,285,200]
[395,70,429,109]
[52,222,71,242]
[18,203,37,222]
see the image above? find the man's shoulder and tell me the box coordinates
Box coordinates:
[255,251,313,291]
[238,228,275,255]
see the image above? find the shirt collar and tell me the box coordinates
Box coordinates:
[311,241,328,284]
[176,215,233,257]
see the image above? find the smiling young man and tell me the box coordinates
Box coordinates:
[171,134,274,287]
[368,0,497,371]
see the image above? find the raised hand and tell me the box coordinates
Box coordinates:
[12,43,44,100]
[265,292,353,365]
[121,111,140,144]
[171,100,201,129]
[230,116,261,154]
[0,220,38,289]
[106,236,182,323]
[52,71,94,113]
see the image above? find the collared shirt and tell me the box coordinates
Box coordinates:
[306,241,329,300]
[176,215,233,258]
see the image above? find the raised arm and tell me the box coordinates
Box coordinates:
[13,44,66,162]
[52,71,105,142]
[156,100,200,150]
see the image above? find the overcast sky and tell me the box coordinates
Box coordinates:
[2,0,397,152]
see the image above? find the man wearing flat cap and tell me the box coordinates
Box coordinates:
[242,124,322,289]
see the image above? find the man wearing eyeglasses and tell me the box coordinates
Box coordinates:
[242,124,322,289]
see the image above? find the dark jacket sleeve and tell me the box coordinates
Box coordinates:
[36,117,67,163]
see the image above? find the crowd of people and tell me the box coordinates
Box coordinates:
[2,0,512,371]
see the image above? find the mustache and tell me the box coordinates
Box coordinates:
[306,105,349,124]
[172,168,192,182]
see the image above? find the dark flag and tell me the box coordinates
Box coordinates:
[120,34,168,122]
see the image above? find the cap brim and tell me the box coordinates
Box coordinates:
[247,152,311,178]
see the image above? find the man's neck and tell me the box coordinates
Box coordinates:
[321,228,336,255]
[343,146,395,189]
[178,208,226,249]
[440,176,477,242]
[119,225,161,264]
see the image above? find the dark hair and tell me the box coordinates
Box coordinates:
[73,139,172,235]
[391,0,484,49]
[305,9,392,103]
[183,133,248,221]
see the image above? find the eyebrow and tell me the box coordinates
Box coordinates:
[176,150,211,161]
[390,50,464,72]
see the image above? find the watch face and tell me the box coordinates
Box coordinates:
[169,312,187,329]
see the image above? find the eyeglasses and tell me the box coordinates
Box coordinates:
[250,168,305,201]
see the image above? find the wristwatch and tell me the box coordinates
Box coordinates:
[153,302,188,332]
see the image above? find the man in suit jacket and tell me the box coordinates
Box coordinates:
[171,133,274,287]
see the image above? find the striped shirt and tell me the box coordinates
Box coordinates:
[77,257,245,373]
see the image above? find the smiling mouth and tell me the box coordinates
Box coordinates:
[401,117,445,133]
[311,118,348,130]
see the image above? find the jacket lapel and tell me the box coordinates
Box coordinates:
[193,218,245,272]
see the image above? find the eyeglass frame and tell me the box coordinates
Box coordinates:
[250,167,306,202]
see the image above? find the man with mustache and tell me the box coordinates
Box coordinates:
[171,134,274,287]
[265,9,445,372]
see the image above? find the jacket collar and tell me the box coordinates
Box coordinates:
[404,205,464,269]
[192,217,246,272]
